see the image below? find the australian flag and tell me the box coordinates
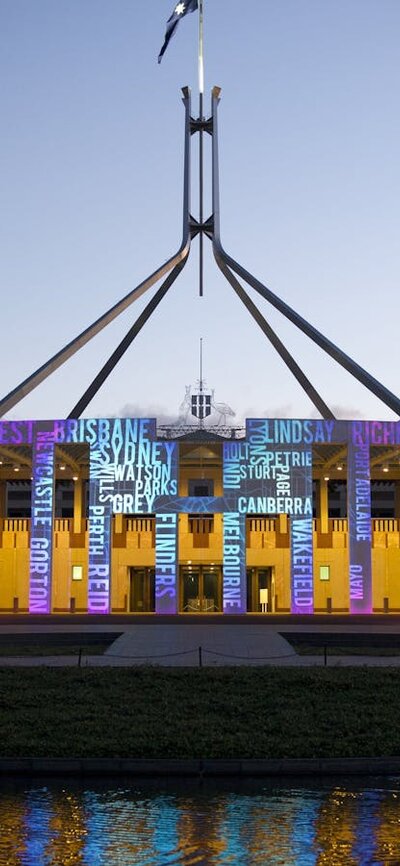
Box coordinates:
[158,0,198,64]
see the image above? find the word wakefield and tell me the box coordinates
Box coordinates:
[0,416,395,615]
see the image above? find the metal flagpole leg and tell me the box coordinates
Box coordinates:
[215,253,335,419]
[199,92,204,298]
[210,87,400,417]
[68,260,187,418]
[0,87,194,418]
[198,0,204,297]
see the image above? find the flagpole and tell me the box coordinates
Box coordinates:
[198,0,204,96]
[198,0,204,296]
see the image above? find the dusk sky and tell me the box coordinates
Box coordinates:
[1,0,399,425]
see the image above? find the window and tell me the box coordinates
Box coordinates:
[55,480,74,518]
[72,565,83,581]
[328,481,347,517]
[188,479,214,497]
[371,481,395,519]
[319,565,330,581]
[6,481,32,518]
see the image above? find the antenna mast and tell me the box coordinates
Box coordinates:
[199,336,203,390]
[199,336,204,428]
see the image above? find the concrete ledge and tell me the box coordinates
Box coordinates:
[1,756,400,777]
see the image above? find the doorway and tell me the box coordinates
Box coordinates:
[246,567,275,612]
[180,565,222,612]
[129,567,155,612]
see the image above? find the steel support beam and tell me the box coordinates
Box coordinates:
[215,254,335,419]
[2,83,398,423]
[210,87,400,418]
[68,260,186,418]
[0,87,193,418]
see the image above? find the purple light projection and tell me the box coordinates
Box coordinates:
[29,424,55,613]
[348,423,372,614]
[224,419,315,614]
[0,415,395,616]
[155,513,178,613]
[223,511,246,613]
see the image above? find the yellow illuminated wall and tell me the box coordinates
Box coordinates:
[1,444,400,613]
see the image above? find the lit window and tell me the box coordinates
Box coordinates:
[319,565,330,581]
[72,565,83,581]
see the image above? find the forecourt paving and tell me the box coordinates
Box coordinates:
[1,621,400,666]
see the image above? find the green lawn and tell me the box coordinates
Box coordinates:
[0,634,120,656]
[0,642,106,657]
[296,645,400,656]
[0,666,399,759]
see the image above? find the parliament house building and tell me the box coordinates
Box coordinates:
[1,414,400,617]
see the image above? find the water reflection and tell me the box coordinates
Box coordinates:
[0,778,400,865]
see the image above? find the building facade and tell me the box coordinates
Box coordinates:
[1,416,400,615]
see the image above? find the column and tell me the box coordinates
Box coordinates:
[223,511,246,613]
[0,480,6,518]
[290,449,314,614]
[155,513,178,614]
[319,478,329,534]
[73,478,84,534]
[394,482,400,519]
[278,513,288,534]
[29,424,55,614]
[347,424,372,614]
[88,444,112,614]
[114,512,123,534]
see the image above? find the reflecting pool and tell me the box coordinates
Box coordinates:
[0,777,400,865]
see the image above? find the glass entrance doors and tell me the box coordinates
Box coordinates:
[181,566,222,612]
[129,568,155,612]
[246,567,275,612]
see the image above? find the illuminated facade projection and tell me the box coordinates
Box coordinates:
[1,416,400,615]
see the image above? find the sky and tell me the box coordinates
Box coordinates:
[1,0,399,426]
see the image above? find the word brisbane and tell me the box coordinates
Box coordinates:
[237,496,312,515]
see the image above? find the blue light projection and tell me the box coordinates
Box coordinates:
[88,440,112,613]
[290,516,314,614]
[1,415,397,615]
[0,420,34,445]
[85,418,177,614]
[155,513,178,614]
[29,424,55,613]
[348,423,372,613]
[223,512,246,613]
[352,420,400,446]
[27,417,179,615]
[224,420,314,613]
